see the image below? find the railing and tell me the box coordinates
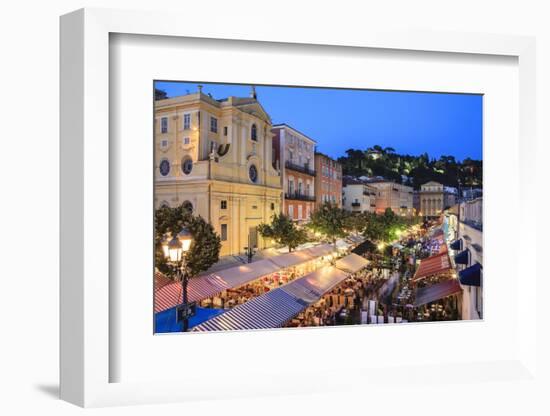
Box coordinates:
[285,192,316,202]
[285,161,316,176]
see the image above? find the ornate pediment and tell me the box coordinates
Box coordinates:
[234,100,272,124]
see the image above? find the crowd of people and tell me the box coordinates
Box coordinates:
[199,259,326,310]
[199,220,461,327]
[285,267,392,327]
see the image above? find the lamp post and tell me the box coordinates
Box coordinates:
[162,227,194,332]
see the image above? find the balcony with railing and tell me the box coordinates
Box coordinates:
[285,192,316,202]
[285,161,316,176]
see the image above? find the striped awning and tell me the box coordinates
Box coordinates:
[154,271,229,313]
[412,252,452,281]
[155,244,335,313]
[335,253,370,273]
[414,279,462,306]
[211,259,280,289]
[192,266,349,332]
[192,289,306,331]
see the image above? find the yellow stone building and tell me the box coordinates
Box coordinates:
[154,87,282,257]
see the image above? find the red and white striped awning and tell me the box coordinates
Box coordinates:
[192,265,350,332]
[154,271,229,313]
[412,252,452,281]
[414,279,462,306]
[154,244,337,313]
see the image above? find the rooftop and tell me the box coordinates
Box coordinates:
[272,123,317,145]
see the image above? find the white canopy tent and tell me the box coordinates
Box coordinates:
[211,259,281,289]
[335,253,370,273]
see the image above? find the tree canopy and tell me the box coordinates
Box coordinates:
[362,208,408,243]
[307,202,349,245]
[155,88,168,100]
[337,145,482,189]
[257,213,308,252]
[155,205,221,278]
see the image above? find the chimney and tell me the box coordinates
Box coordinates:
[250,85,257,99]
[197,84,203,94]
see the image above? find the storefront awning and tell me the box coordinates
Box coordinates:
[413,252,452,281]
[192,266,350,332]
[335,253,370,273]
[459,263,482,286]
[454,249,469,265]
[154,271,230,313]
[268,249,313,268]
[450,239,462,250]
[155,244,337,313]
[192,289,306,331]
[282,266,349,302]
[336,239,351,250]
[304,243,336,258]
[212,259,280,289]
[414,279,462,306]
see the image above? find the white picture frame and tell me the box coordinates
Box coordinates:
[60,7,538,407]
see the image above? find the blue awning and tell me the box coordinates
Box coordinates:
[450,239,462,250]
[155,306,226,333]
[459,263,482,287]
[454,249,469,265]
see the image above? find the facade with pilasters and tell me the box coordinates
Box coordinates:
[154,87,282,257]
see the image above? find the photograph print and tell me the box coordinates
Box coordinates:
[153,82,483,334]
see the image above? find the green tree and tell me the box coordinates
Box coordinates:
[258,214,308,252]
[155,88,168,100]
[362,209,405,243]
[155,205,221,278]
[346,212,366,234]
[307,202,349,246]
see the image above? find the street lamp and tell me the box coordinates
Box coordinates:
[162,227,194,332]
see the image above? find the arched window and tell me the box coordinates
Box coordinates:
[251,124,258,141]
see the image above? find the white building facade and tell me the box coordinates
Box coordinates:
[342,180,377,213]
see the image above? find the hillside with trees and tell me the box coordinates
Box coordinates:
[337,145,482,189]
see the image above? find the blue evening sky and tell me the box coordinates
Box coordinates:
[155,81,482,162]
